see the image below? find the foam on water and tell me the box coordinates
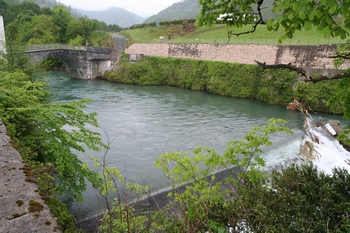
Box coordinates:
[302,117,350,174]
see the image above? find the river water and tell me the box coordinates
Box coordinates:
[44,71,347,221]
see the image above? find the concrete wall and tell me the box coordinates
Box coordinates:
[0,120,61,232]
[126,43,349,70]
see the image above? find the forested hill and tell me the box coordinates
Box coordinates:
[76,7,144,28]
[16,0,57,8]
[15,0,81,18]
[144,0,200,23]
[14,0,144,28]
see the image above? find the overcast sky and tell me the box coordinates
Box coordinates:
[57,0,181,18]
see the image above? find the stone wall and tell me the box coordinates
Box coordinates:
[126,43,349,70]
[0,120,61,233]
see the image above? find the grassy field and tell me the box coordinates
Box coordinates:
[120,24,349,45]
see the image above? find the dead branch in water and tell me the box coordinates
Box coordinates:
[287,99,314,128]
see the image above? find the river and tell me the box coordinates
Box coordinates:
[44,71,347,221]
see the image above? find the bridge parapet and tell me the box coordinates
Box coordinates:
[26,44,112,54]
[26,44,121,79]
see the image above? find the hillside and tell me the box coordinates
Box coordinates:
[143,0,277,24]
[144,0,200,23]
[121,24,349,45]
[14,0,144,28]
[77,7,145,28]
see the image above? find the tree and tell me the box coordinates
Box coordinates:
[0,69,106,200]
[197,0,349,71]
[65,19,85,43]
[52,5,73,43]
[78,16,98,45]
[108,24,123,32]
[197,0,350,142]
[4,1,42,25]
[27,14,59,44]
[197,0,349,41]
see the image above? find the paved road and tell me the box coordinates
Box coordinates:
[112,33,126,50]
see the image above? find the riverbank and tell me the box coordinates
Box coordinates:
[103,55,344,115]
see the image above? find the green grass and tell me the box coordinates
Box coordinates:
[121,24,349,45]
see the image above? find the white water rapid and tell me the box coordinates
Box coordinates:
[301,117,350,174]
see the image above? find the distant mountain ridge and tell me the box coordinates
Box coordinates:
[76,7,145,28]
[144,0,200,23]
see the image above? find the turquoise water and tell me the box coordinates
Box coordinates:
[44,71,344,220]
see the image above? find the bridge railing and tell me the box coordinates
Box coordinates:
[26,44,89,51]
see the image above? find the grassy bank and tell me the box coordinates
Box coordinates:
[120,24,349,45]
[103,56,343,115]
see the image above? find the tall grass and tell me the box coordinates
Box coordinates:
[121,24,348,45]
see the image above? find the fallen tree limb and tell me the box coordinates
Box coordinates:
[254,60,350,82]
[254,60,306,75]
[328,52,350,59]
[303,72,350,82]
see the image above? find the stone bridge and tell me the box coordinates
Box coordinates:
[26,44,122,79]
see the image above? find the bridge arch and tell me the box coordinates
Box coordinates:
[26,44,121,79]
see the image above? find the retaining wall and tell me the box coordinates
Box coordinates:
[0,120,61,233]
[126,43,349,70]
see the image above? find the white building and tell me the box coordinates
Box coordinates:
[0,14,6,54]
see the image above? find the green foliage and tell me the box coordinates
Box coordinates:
[68,35,84,46]
[296,81,343,114]
[151,120,350,232]
[328,78,350,146]
[108,24,123,32]
[95,147,161,233]
[195,0,350,117]
[90,31,114,48]
[154,119,293,232]
[40,57,66,71]
[0,69,106,201]
[198,0,259,29]
[267,0,350,42]
[229,163,350,232]
[26,14,60,44]
[197,0,350,43]
[4,1,117,48]
[52,5,73,43]
[66,19,87,44]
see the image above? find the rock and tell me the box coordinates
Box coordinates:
[327,120,342,135]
